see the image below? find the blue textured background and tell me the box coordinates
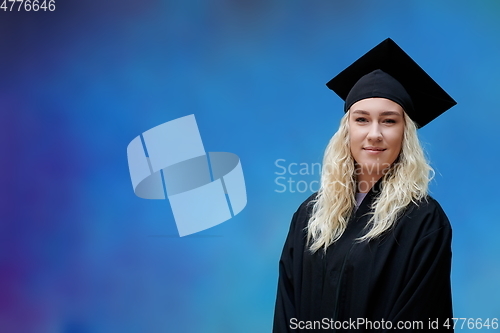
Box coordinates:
[1,1,499,332]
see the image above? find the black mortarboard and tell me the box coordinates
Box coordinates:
[326,38,456,128]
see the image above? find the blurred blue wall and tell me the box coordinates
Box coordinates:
[1,0,499,332]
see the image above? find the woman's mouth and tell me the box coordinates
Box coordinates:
[363,147,386,153]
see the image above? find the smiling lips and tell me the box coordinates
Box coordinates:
[363,146,386,153]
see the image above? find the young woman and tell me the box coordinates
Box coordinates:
[273,39,456,332]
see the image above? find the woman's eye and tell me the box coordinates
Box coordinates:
[355,117,368,123]
[383,119,396,124]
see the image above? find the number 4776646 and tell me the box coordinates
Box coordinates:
[443,318,498,330]
[1,0,56,11]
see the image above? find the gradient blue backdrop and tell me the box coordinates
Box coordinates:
[1,1,499,332]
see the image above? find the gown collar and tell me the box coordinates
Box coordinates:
[354,177,384,219]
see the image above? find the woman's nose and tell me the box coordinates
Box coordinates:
[367,124,383,141]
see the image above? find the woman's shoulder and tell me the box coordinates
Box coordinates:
[410,195,448,216]
[286,192,318,233]
[298,192,318,211]
[401,194,452,235]
[297,192,319,218]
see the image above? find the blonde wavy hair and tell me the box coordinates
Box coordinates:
[306,111,434,253]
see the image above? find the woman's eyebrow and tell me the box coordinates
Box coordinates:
[351,110,370,115]
[380,111,402,116]
[351,110,402,116]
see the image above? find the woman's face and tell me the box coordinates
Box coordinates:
[348,98,405,179]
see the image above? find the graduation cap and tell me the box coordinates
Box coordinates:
[326,38,456,128]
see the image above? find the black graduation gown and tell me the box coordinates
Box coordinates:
[273,182,453,332]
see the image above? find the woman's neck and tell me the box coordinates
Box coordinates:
[356,173,383,193]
